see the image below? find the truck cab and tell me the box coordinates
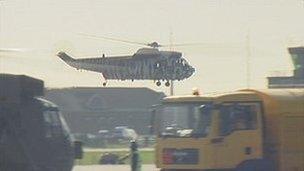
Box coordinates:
[153,89,304,171]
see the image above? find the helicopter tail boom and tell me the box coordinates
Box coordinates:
[57,51,76,62]
[57,51,82,69]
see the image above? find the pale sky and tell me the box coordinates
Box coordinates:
[1,0,304,95]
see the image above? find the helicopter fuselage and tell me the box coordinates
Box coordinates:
[57,48,195,86]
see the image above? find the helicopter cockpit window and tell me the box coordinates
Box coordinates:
[43,110,62,138]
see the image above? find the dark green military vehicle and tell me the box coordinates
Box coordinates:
[0,74,82,171]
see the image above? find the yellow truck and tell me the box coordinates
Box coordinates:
[152,89,304,171]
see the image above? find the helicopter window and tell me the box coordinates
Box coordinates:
[43,110,63,138]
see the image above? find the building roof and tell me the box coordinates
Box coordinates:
[45,87,165,113]
[268,76,304,88]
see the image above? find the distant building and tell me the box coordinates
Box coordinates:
[45,87,165,135]
[268,47,304,88]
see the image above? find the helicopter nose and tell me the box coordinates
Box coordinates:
[191,67,195,73]
[183,65,195,78]
[188,66,195,74]
[189,67,195,76]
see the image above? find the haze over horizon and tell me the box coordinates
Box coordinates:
[1,0,304,95]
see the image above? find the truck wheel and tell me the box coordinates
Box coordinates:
[236,159,275,171]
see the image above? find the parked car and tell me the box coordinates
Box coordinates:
[111,127,138,140]
[97,129,110,139]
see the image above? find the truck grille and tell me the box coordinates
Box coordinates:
[162,148,199,165]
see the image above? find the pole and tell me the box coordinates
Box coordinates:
[170,80,174,96]
[169,31,174,96]
[130,140,141,171]
[0,0,5,73]
[246,30,251,88]
[0,1,2,72]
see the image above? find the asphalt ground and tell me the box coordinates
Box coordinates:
[84,148,154,152]
[73,164,159,171]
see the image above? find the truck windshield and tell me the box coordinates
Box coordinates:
[43,110,72,140]
[157,103,212,138]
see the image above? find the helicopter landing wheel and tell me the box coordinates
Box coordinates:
[102,82,107,87]
[165,81,170,87]
[156,81,161,86]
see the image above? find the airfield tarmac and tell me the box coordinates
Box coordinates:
[73,165,158,171]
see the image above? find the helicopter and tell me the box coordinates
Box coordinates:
[57,34,196,87]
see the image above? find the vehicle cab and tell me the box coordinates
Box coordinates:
[0,74,83,171]
[153,89,304,171]
[152,93,217,170]
[153,91,264,170]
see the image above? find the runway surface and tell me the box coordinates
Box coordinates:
[84,148,153,152]
[73,164,158,171]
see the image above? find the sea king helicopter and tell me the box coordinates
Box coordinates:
[57,34,196,87]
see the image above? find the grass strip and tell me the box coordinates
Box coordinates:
[76,150,154,165]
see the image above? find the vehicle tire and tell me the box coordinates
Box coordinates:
[236,159,275,171]
[156,81,161,86]
[165,81,170,87]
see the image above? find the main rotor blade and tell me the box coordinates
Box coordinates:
[78,33,149,47]
[0,48,29,53]
[160,42,243,48]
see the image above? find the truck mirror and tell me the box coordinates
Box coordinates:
[74,141,83,159]
[149,125,154,135]
[199,105,205,113]
[149,109,156,135]
[199,104,212,113]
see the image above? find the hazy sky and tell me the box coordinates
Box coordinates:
[1,0,304,95]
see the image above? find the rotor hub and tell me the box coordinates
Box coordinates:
[148,42,161,48]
